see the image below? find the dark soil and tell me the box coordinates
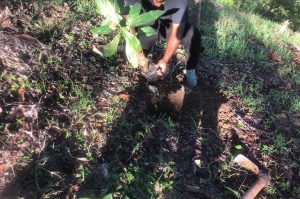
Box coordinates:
[0,1,299,199]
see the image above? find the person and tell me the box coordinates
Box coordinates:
[125,0,203,87]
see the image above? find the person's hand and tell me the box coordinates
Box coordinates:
[155,59,169,78]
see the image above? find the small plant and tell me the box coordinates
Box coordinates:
[91,0,164,67]
[261,144,277,155]
[76,164,90,183]
[265,185,277,195]
[162,116,176,130]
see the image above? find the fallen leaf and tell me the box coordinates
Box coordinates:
[18,85,26,102]
[92,44,103,56]
[15,34,39,43]
[0,58,7,69]
[117,93,130,101]
[0,163,7,173]
[268,49,282,62]
[293,51,300,64]
[98,98,108,108]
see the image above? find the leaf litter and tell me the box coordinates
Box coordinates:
[0,1,299,199]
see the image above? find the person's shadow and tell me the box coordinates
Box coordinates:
[0,1,249,199]
[79,0,227,198]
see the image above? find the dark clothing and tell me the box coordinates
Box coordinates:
[125,0,203,69]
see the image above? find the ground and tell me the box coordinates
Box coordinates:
[0,0,300,199]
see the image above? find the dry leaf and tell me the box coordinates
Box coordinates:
[15,34,39,42]
[293,51,300,65]
[268,49,282,62]
[0,58,7,69]
[117,93,130,101]
[92,44,103,56]
[0,163,7,173]
[98,98,108,108]
[18,85,26,101]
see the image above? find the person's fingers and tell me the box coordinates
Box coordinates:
[156,67,165,77]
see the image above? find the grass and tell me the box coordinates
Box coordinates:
[1,0,299,199]
[201,1,300,61]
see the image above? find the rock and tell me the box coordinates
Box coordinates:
[194,159,201,167]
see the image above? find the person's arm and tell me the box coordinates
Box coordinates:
[156,22,185,76]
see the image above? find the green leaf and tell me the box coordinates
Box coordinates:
[102,194,113,199]
[95,0,122,24]
[125,43,139,68]
[96,32,120,57]
[137,26,157,37]
[91,25,113,35]
[114,0,123,13]
[129,10,164,27]
[91,19,115,35]
[128,3,141,22]
[121,28,142,52]
[235,145,242,150]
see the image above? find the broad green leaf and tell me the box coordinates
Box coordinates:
[91,19,116,35]
[129,10,164,27]
[91,25,113,35]
[102,193,113,199]
[128,3,141,23]
[121,28,142,52]
[137,26,157,37]
[95,0,122,24]
[101,18,112,26]
[114,0,123,13]
[235,145,242,150]
[114,0,130,15]
[97,32,120,57]
[125,43,139,68]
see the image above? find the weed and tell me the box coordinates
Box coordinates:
[236,120,245,129]
[111,97,126,108]
[75,132,85,147]
[104,108,119,126]
[64,131,72,139]
[76,164,90,183]
[47,55,63,65]
[156,162,176,191]
[75,0,96,17]
[70,85,94,113]
[64,33,75,44]
[279,180,290,191]
[273,134,293,154]
[20,151,34,164]
[244,96,264,113]
[265,185,277,195]
[291,72,300,85]
[162,117,176,130]
[16,118,25,126]
[261,144,277,155]
[140,121,153,134]
[291,97,300,112]
[86,146,94,160]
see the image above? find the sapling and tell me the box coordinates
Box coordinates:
[91,0,164,67]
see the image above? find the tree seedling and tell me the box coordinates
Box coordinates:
[91,0,164,67]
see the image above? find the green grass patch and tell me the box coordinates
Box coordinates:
[200,2,300,61]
